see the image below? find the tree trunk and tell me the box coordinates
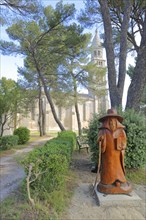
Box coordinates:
[38,81,43,136]
[72,73,82,136]
[40,75,65,131]
[38,97,43,136]
[42,97,46,135]
[75,102,82,136]
[0,114,7,137]
[126,11,146,111]
[33,54,66,131]
[117,0,132,103]
[99,0,132,108]
[98,0,118,108]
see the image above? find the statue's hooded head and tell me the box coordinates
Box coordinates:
[99,108,123,123]
[99,108,124,131]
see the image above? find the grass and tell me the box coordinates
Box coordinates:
[126,167,146,185]
[0,171,76,220]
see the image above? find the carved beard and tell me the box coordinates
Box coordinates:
[109,118,117,132]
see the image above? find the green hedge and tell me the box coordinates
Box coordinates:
[87,110,146,169]
[13,127,30,144]
[44,137,73,162]
[58,130,77,150]
[0,135,19,150]
[21,130,75,209]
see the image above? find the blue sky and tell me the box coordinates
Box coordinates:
[0,0,95,81]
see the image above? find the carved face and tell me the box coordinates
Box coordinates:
[109,118,117,131]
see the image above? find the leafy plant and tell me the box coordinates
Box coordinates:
[120,109,146,169]
[58,130,77,150]
[87,113,102,165]
[13,127,30,144]
[21,132,74,206]
[0,135,19,150]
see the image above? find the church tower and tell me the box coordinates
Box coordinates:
[91,29,105,67]
[89,29,108,113]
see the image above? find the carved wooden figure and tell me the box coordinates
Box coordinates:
[97,108,132,194]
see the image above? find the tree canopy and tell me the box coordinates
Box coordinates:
[1,2,99,132]
[78,0,146,110]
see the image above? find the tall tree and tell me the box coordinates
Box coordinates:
[52,34,107,135]
[98,0,132,108]
[1,2,91,131]
[126,9,146,110]
[78,0,146,111]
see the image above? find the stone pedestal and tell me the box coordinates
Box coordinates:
[94,184,142,207]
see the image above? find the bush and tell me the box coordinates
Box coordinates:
[22,146,68,201]
[87,109,146,169]
[87,113,101,165]
[120,109,146,169]
[0,135,19,150]
[21,133,74,205]
[44,137,73,162]
[58,130,77,150]
[13,127,30,144]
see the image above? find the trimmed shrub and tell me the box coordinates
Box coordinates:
[44,137,73,162]
[21,133,74,204]
[13,127,30,144]
[87,109,146,169]
[58,130,77,150]
[0,135,19,150]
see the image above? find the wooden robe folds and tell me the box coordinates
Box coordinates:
[97,109,132,194]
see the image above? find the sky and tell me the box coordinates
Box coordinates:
[0,0,135,107]
[0,0,89,81]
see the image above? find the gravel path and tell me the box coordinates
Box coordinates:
[63,151,146,220]
[0,137,50,202]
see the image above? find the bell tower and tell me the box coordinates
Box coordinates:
[89,29,109,113]
[91,29,105,67]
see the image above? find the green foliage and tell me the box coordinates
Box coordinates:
[45,138,73,162]
[0,77,32,137]
[0,135,19,150]
[87,109,146,169]
[47,190,66,213]
[0,77,18,116]
[22,145,68,200]
[87,113,102,164]
[120,109,146,169]
[0,0,40,26]
[14,127,30,144]
[58,130,77,150]
[21,132,74,208]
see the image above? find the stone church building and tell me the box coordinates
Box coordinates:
[9,30,109,135]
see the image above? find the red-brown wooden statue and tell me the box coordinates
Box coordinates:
[97,108,132,194]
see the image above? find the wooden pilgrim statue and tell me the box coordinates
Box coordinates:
[97,108,132,194]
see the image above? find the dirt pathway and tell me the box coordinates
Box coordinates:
[63,151,146,220]
[0,137,51,202]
